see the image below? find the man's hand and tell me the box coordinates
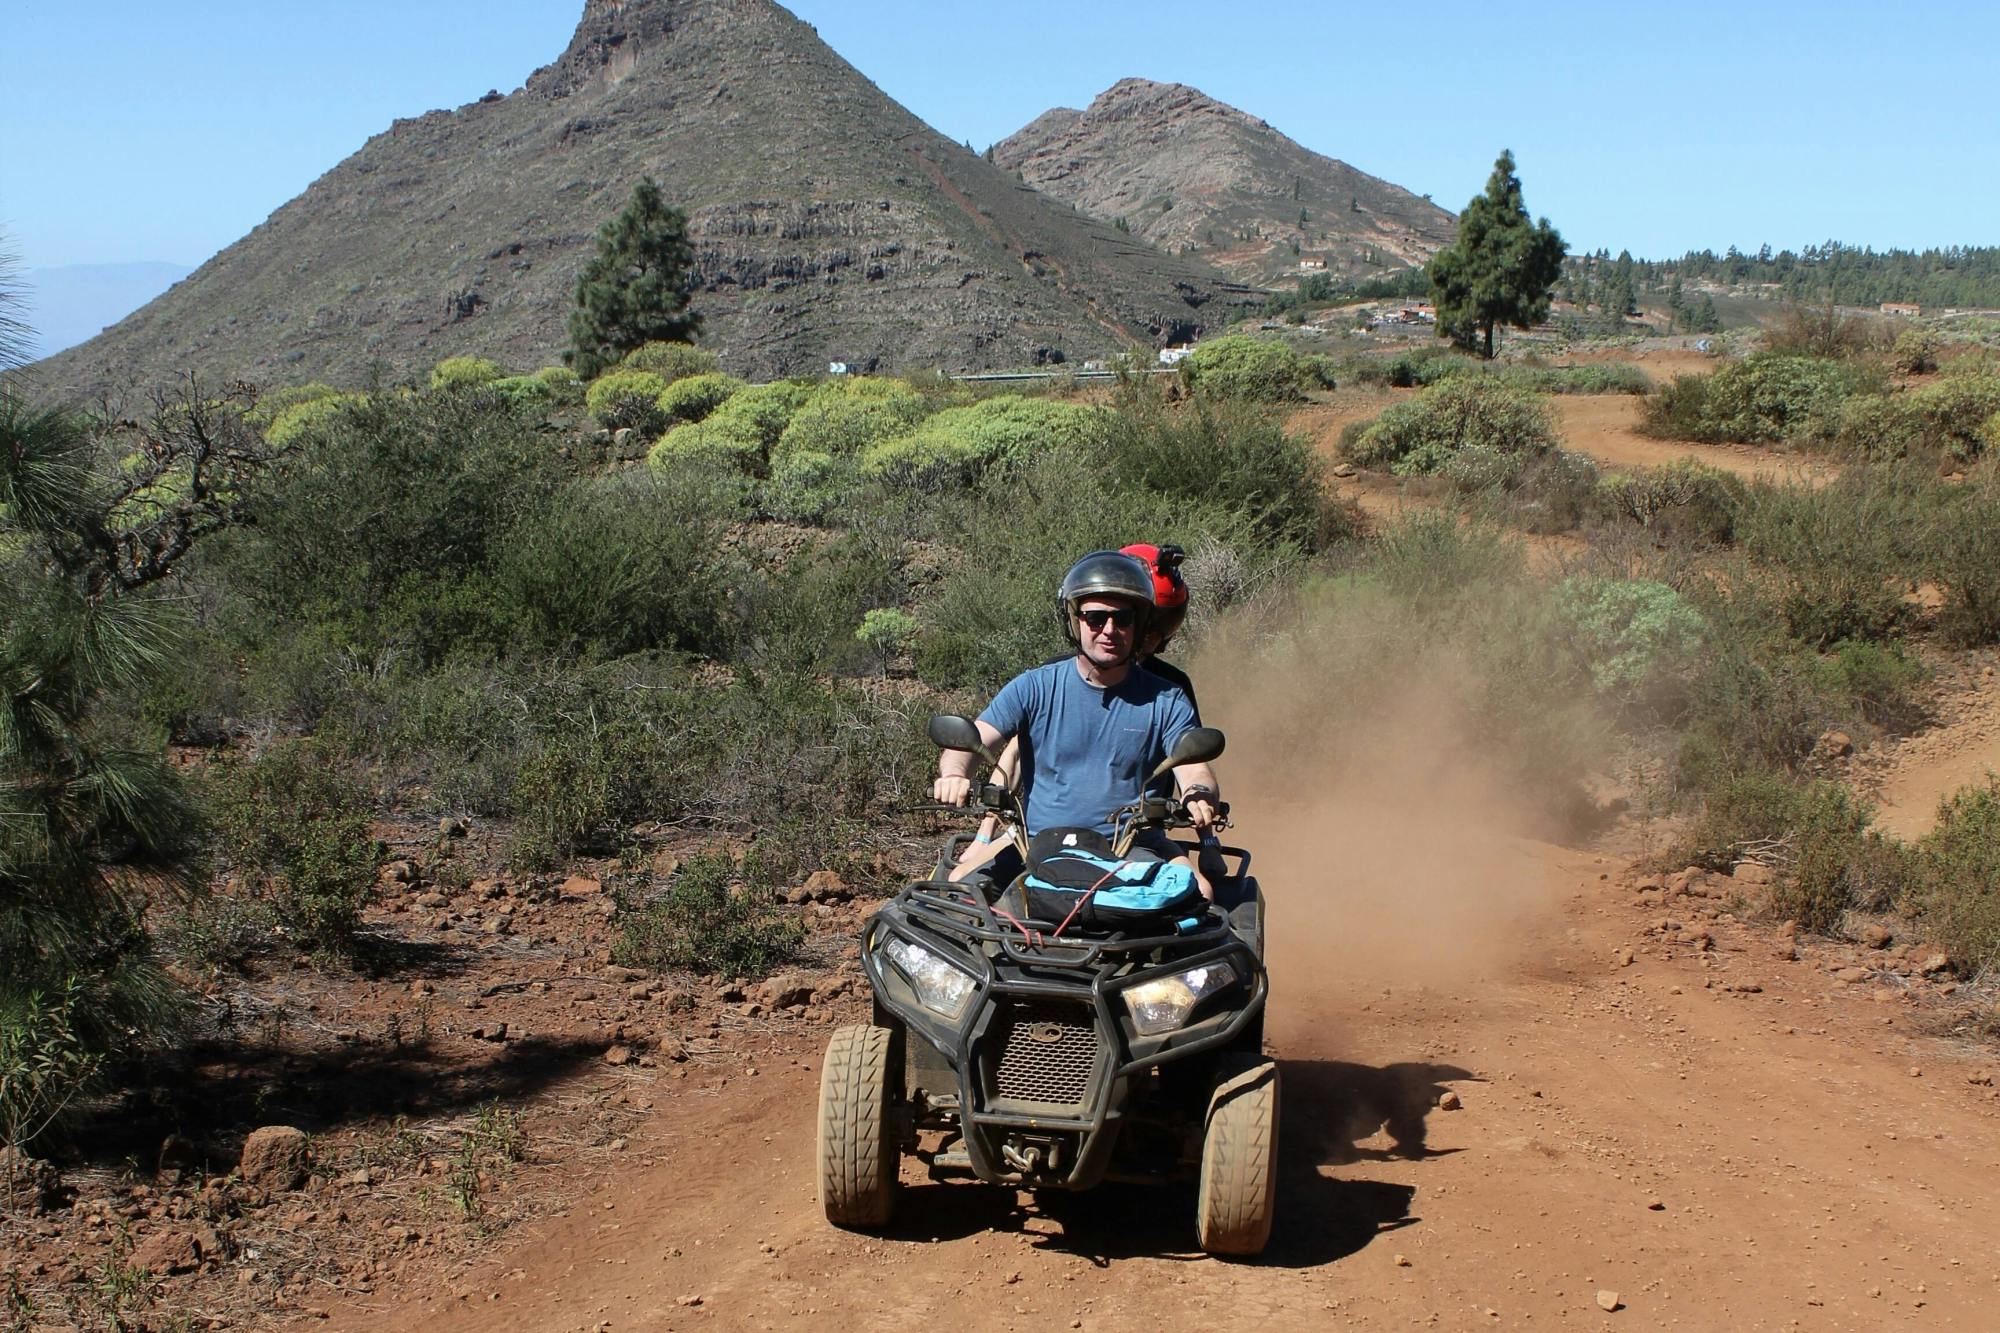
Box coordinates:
[1183,794,1219,830]
[933,774,973,807]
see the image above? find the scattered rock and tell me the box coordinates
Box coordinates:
[1612,947,1635,968]
[1729,862,1774,885]
[438,816,468,838]
[1908,1066,1922,1078]
[1596,1289,1622,1312]
[1832,966,1872,984]
[1393,1253,1411,1267]
[1916,952,1951,976]
[377,859,418,887]
[238,1126,310,1192]
[1646,1198,1665,1210]
[603,1044,635,1067]
[0,1146,61,1207]
[561,875,604,899]
[471,1023,509,1043]
[677,1294,704,1307]
[132,1226,214,1275]
[1856,922,1894,949]
[414,891,448,909]
[409,980,435,997]
[1332,462,1357,478]
[754,973,817,1009]
[802,869,851,902]
[1436,1090,1461,1111]
[1817,730,1853,758]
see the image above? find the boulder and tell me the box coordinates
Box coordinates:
[132,1227,216,1275]
[238,1126,310,1191]
[1729,862,1774,886]
[802,869,851,903]
[0,1146,61,1207]
[1855,922,1894,950]
[560,875,603,899]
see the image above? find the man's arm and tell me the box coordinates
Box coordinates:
[1171,760,1221,831]
[934,718,1007,806]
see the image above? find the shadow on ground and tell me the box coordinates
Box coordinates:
[72,1032,607,1174]
[879,1056,1466,1266]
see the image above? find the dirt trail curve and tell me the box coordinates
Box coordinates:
[334,830,2000,1332]
[1869,657,2000,840]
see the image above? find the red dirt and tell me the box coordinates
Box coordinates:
[325,835,2000,1332]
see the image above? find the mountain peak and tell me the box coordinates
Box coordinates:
[995,79,1453,286]
[36,1,1252,395]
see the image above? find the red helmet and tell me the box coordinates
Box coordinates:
[1120,543,1188,641]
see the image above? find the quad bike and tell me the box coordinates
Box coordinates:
[817,715,1276,1256]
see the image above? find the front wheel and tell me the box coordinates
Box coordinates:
[1196,1054,1279,1256]
[818,1024,899,1227]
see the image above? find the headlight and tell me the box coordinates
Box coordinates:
[883,935,977,1022]
[1122,961,1239,1036]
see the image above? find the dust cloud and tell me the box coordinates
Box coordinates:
[1186,594,1600,1033]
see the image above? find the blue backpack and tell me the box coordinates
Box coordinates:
[1021,827,1203,930]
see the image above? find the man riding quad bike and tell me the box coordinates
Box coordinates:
[816,553,1276,1256]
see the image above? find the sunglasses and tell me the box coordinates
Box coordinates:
[1078,607,1138,632]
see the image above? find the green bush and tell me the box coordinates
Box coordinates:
[206,741,377,955]
[1809,639,1926,729]
[775,378,928,460]
[1104,390,1346,549]
[1890,325,1942,375]
[264,392,361,447]
[1180,335,1315,401]
[585,368,670,435]
[1907,779,2000,972]
[495,469,736,657]
[861,395,1107,488]
[491,366,584,413]
[229,384,573,665]
[656,371,744,426]
[429,355,506,389]
[1778,783,1879,933]
[619,340,718,383]
[1640,355,1864,444]
[650,417,770,478]
[1599,459,1746,545]
[1347,378,1559,476]
[251,382,344,428]
[1738,475,1916,647]
[758,449,860,523]
[1837,370,2000,462]
[1553,577,1707,704]
[612,851,805,978]
[1924,481,2000,645]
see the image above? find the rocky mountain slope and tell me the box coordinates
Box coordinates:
[994,79,1455,287]
[35,1,1256,397]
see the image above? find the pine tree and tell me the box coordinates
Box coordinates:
[0,255,210,1147]
[1425,150,1566,358]
[565,177,702,379]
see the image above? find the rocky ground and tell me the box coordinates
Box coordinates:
[6,802,1994,1331]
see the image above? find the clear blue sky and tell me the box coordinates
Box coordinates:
[5,0,1996,273]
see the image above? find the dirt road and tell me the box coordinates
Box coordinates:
[333,819,1999,1332]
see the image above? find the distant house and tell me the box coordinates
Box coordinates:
[827,361,850,375]
[1880,302,1921,317]
[1158,347,1192,366]
[1298,257,1327,271]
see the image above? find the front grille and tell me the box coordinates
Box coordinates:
[988,998,1099,1107]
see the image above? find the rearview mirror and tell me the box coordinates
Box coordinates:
[928,714,998,765]
[1150,725,1225,779]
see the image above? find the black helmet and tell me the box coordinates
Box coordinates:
[1056,550,1155,648]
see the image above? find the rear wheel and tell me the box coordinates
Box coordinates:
[1196,1053,1279,1256]
[818,1024,898,1227]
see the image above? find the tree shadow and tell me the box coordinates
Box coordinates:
[878,1055,1467,1266]
[68,1033,608,1174]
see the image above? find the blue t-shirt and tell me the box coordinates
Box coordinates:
[979,660,1198,837]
